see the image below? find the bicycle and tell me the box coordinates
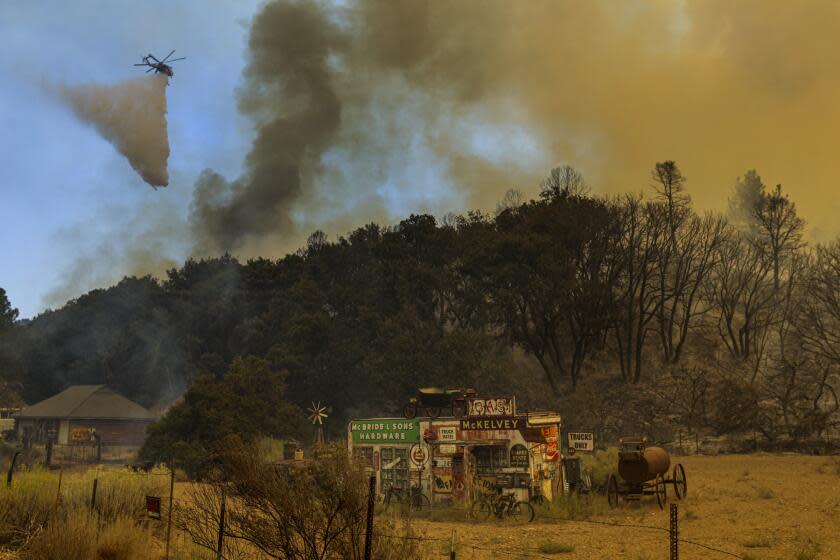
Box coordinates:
[471,490,535,522]
[382,484,430,511]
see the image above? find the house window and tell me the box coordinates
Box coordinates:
[379,447,409,490]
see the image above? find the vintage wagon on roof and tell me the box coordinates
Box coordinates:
[402,387,476,419]
[606,437,687,510]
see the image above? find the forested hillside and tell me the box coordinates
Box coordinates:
[2,162,838,466]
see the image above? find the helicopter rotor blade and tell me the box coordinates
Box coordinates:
[166,57,186,62]
[133,63,148,66]
[161,49,176,63]
[147,54,161,63]
[146,68,154,73]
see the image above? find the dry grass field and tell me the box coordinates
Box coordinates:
[1,454,837,559]
[409,454,840,560]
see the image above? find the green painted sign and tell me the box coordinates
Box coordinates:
[350,419,420,443]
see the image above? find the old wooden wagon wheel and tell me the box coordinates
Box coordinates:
[672,463,687,499]
[425,406,441,418]
[654,474,667,510]
[403,402,417,419]
[607,474,619,508]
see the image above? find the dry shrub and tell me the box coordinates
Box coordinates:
[0,465,167,551]
[20,512,96,560]
[21,513,153,560]
[96,516,154,560]
[580,446,618,489]
[177,438,421,560]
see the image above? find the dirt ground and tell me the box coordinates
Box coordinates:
[407,454,840,560]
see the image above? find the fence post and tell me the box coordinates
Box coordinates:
[90,474,98,509]
[6,450,21,488]
[215,490,226,560]
[364,475,376,560]
[165,463,175,560]
[45,437,54,467]
[450,528,456,560]
[55,460,64,508]
[669,503,678,560]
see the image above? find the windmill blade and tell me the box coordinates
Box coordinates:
[161,49,176,62]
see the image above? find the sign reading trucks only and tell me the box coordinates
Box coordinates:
[567,432,594,452]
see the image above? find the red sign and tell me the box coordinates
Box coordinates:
[146,496,162,519]
[410,444,428,466]
[546,441,559,461]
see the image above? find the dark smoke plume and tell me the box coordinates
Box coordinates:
[58,75,170,187]
[189,0,840,256]
[190,1,343,254]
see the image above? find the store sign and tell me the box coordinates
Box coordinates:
[460,417,522,431]
[438,444,457,455]
[568,432,594,452]
[433,457,453,468]
[438,426,457,441]
[466,397,515,417]
[350,419,420,443]
[509,444,529,468]
[70,428,92,442]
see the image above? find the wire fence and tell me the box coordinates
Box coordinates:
[1,464,750,559]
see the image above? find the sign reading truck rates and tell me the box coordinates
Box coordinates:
[351,419,420,443]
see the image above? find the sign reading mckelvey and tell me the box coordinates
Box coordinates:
[350,419,420,443]
[568,432,594,451]
[461,417,523,430]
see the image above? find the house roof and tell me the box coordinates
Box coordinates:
[15,385,156,421]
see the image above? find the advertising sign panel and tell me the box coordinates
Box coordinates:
[146,496,162,519]
[70,428,92,443]
[460,417,523,431]
[466,397,515,417]
[567,432,595,452]
[350,419,420,443]
[509,444,529,468]
[438,426,457,441]
[410,443,428,466]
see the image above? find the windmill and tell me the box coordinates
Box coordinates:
[307,401,329,446]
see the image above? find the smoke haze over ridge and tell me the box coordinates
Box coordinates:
[188,0,840,257]
[10,0,840,316]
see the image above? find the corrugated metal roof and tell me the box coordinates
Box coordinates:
[15,385,156,421]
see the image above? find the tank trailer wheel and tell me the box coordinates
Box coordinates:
[673,463,687,500]
[607,474,620,508]
[654,474,667,510]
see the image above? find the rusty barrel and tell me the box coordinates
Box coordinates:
[618,446,670,484]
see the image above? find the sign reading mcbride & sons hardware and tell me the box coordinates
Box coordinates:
[351,419,420,443]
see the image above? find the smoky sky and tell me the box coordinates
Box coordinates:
[12,0,840,316]
[188,0,840,256]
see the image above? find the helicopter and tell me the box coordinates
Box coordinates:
[134,50,185,77]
